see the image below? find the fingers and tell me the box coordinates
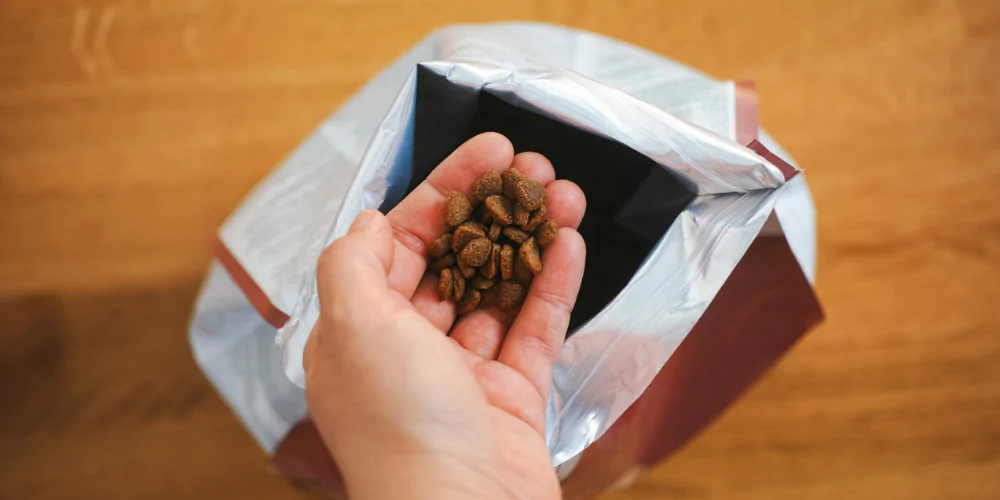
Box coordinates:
[407,149,560,331]
[314,210,396,309]
[307,210,399,375]
[385,133,515,298]
[409,273,455,333]
[497,228,586,400]
[448,306,517,359]
[446,178,586,357]
[509,151,556,185]
[543,180,587,229]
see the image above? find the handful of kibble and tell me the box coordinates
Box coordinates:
[428,168,559,314]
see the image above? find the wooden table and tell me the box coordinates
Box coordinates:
[2,1,998,498]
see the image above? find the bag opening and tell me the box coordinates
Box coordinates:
[378,67,696,331]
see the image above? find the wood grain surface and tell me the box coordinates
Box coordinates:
[2,1,998,499]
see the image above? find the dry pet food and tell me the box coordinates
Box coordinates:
[514,201,531,228]
[534,218,558,249]
[485,195,514,226]
[519,237,543,275]
[428,168,559,312]
[437,268,454,301]
[502,226,530,244]
[524,205,546,232]
[455,288,482,315]
[497,280,527,310]
[429,254,455,272]
[452,224,486,254]
[502,168,526,199]
[472,170,503,202]
[514,179,546,211]
[444,192,473,226]
[500,244,515,280]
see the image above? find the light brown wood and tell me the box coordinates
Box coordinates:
[2,1,998,498]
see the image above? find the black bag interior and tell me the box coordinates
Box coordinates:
[379,66,696,331]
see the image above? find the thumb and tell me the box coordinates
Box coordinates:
[314,210,396,311]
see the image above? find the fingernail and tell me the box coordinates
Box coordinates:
[351,210,375,232]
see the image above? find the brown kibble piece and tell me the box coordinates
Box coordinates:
[437,268,454,301]
[514,180,546,211]
[472,170,503,202]
[452,224,486,253]
[484,195,514,226]
[456,288,481,315]
[524,205,546,232]
[444,191,473,226]
[502,226,530,244]
[497,280,527,310]
[452,267,466,302]
[481,243,500,279]
[461,238,492,267]
[480,288,498,306]
[470,274,495,290]
[500,244,514,280]
[429,254,455,271]
[502,168,526,199]
[519,237,543,275]
[458,259,476,278]
[513,258,533,284]
[428,166,559,314]
[460,220,489,233]
[471,204,493,227]
[429,234,453,259]
[535,218,558,249]
[514,201,531,228]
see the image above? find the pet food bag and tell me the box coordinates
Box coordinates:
[190,22,823,498]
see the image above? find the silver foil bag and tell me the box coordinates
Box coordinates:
[190,22,822,497]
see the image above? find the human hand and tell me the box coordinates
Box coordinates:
[303,133,586,500]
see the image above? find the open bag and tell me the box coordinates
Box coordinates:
[189,22,823,498]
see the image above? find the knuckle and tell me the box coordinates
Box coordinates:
[532,289,575,314]
[521,330,560,366]
[389,218,427,256]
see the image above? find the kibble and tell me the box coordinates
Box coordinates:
[456,288,481,315]
[481,243,499,279]
[429,234,453,259]
[514,180,546,211]
[502,168,526,199]
[519,237,543,275]
[430,254,455,272]
[470,274,495,290]
[437,268,454,301]
[534,218,558,249]
[497,280,527,310]
[502,226,530,244]
[514,202,531,228]
[485,195,514,226]
[457,260,477,279]
[524,205,546,232]
[460,238,493,267]
[480,287,498,306]
[460,220,489,234]
[452,224,486,254]
[472,170,503,202]
[513,258,533,284]
[428,167,559,314]
[444,191,473,226]
[452,268,466,302]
